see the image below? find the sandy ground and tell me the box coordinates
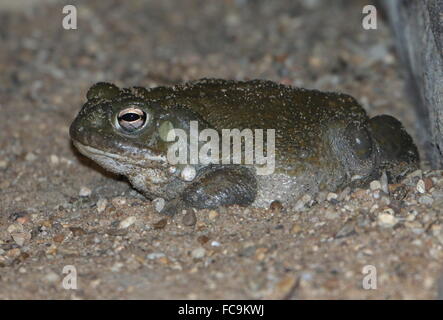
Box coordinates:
[0,0,442,299]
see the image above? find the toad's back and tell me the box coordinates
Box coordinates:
[135,78,368,173]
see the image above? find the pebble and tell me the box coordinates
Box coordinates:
[211,241,221,247]
[417,178,433,194]
[152,218,168,230]
[316,191,327,203]
[53,234,65,243]
[44,271,60,283]
[416,179,426,194]
[69,227,86,236]
[290,223,302,234]
[25,152,37,162]
[255,247,268,261]
[423,178,434,191]
[432,190,443,199]
[15,214,30,224]
[335,219,356,238]
[266,275,298,300]
[269,200,283,212]
[181,165,196,181]
[326,192,338,202]
[380,171,389,194]
[11,232,31,246]
[372,190,381,199]
[7,223,23,234]
[182,210,197,226]
[379,195,391,206]
[378,213,398,227]
[418,195,434,206]
[191,247,206,259]
[370,180,382,191]
[338,187,351,201]
[50,154,59,165]
[110,262,124,272]
[147,252,165,260]
[294,194,312,210]
[153,198,165,212]
[405,221,423,231]
[46,244,57,255]
[7,248,21,258]
[351,188,370,200]
[118,216,136,229]
[208,210,219,220]
[79,186,92,197]
[197,235,210,245]
[96,198,108,213]
[324,209,339,220]
[0,160,8,169]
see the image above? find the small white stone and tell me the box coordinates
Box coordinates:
[118,216,136,229]
[380,171,389,194]
[181,165,196,181]
[168,166,177,174]
[211,241,221,247]
[50,154,59,165]
[110,262,124,272]
[326,192,338,202]
[25,152,37,162]
[191,247,206,259]
[146,252,165,260]
[370,180,382,191]
[79,186,92,197]
[44,271,60,283]
[0,160,8,169]
[153,198,166,212]
[96,198,108,213]
[372,190,381,199]
[378,213,398,227]
[416,179,426,194]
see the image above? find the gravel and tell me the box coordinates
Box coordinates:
[0,0,440,300]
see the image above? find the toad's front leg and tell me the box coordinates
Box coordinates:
[160,165,257,216]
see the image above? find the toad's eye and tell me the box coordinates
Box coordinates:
[345,123,373,160]
[117,107,148,132]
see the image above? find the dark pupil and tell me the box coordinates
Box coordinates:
[120,113,140,122]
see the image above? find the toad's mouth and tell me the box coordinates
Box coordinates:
[72,140,168,173]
